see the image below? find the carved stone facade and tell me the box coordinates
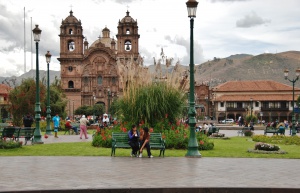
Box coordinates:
[58,10,140,115]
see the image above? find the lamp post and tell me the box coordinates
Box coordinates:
[45,51,52,135]
[185,0,201,158]
[250,98,253,120]
[107,88,111,115]
[284,68,300,136]
[72,100,74,121]
[32,25,43,144]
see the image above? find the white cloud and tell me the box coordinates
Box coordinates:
[0,0,300,77]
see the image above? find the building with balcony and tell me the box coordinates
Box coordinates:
[0,84,11,121]
[211,80,300,123]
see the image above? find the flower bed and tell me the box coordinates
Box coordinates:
[247,142,286,154]
[0,139,22,149]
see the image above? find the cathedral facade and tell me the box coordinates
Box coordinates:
[58,10,141,115]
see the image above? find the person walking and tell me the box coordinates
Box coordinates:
[128,124,140,157]
[139,127,153,158]
[52,114,60,138]
[79,115,89,139]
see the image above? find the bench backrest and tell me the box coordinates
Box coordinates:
[2,127,20,138]
[18,127,35,138]
[112,132,129,143]
[150,133,164,147]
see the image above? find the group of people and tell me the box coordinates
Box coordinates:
[196,123,214,134]
[128,125,153,158]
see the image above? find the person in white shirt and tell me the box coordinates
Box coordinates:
[102,113,109,128]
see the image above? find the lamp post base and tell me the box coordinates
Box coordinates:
[33,135,44,144]
[185,147,201,158]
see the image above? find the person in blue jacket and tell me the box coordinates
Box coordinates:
[128,124,140,157]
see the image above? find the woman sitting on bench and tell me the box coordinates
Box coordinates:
[65,120,78,134]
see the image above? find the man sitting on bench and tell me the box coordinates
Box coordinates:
[101,113,110,129]
[65,120,78,134]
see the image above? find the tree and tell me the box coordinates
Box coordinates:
[9,78,46,126]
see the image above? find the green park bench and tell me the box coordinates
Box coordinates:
[0,123,10,130]
[264,126,285,135]
[207,126,219,136]
[15,127,36,145]
[0,127,19,140]
[111,132,165,157]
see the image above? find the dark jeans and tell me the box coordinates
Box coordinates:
[128,141,139,155]
[140,140,151,156]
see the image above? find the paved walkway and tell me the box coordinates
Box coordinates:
[1,129,300,192]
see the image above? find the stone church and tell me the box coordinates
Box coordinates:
[58,10,142,115]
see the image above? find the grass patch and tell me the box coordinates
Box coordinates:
[0,137,299,158]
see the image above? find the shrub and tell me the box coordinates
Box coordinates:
[244,130,253,137]
[92,129,113,148]
[92,122,214,150]
[254,142,280,151]
[252,135,300,145]
[0,139,22,149]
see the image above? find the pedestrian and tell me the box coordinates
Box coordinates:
[102,113,109,128]
[52,114,60,138]
[139,127,153,158]
[79,115,89,139]
[128,124,140,157]
[23,113,33,127]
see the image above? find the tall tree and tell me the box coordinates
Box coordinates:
[9,78,46,126]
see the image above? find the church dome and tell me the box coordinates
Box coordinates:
[62,10,80,24]
[120,11,136,24]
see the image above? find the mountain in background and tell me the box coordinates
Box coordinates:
[194,51,300,87]
[1,51,300,88]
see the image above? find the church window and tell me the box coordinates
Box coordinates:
[97,76,103,85]
[69,29,73,34]
[68,81,74,88]
[126,29,130,34]
[84,77,88,83]
[68,40,75,51]
[124,40,131,51]
[112,77,116,84]
[68,66,73,72]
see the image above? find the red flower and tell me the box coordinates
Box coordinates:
[162,135,166,139]
[149,128,154,133]
[199,140,204,145]
[175,130,179,134]
[171,126,175,130]
[176,120,180,126]
[44,134,48,139]
[19,141,23,145]
[103,136,107,141]
[122,127,127,132]
[165,114,168,118]
[141,120,145,125]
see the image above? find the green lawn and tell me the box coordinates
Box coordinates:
[0,137,299,158]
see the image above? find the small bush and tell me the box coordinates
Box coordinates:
[244,130,253,137]
[92,129,113,148]
[252,135,300,145]
[254,142,280,151]
[0,139,22,149]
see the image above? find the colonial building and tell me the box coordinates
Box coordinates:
[0,84,11,121]
[58,10,141,116]
[211,80,300,122]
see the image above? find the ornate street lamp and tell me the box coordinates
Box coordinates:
[284,68,300,136]
[32,25,43,144]
[45,51,52,135]
[185,0,201,158]
[250,98,253,120]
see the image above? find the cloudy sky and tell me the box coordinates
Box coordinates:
[0,0,300,77]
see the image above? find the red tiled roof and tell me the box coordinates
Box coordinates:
[0,84,11,95]
[216,94,295,101]
[215,80,300,92]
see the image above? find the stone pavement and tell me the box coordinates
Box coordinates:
[1,129,300,192]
